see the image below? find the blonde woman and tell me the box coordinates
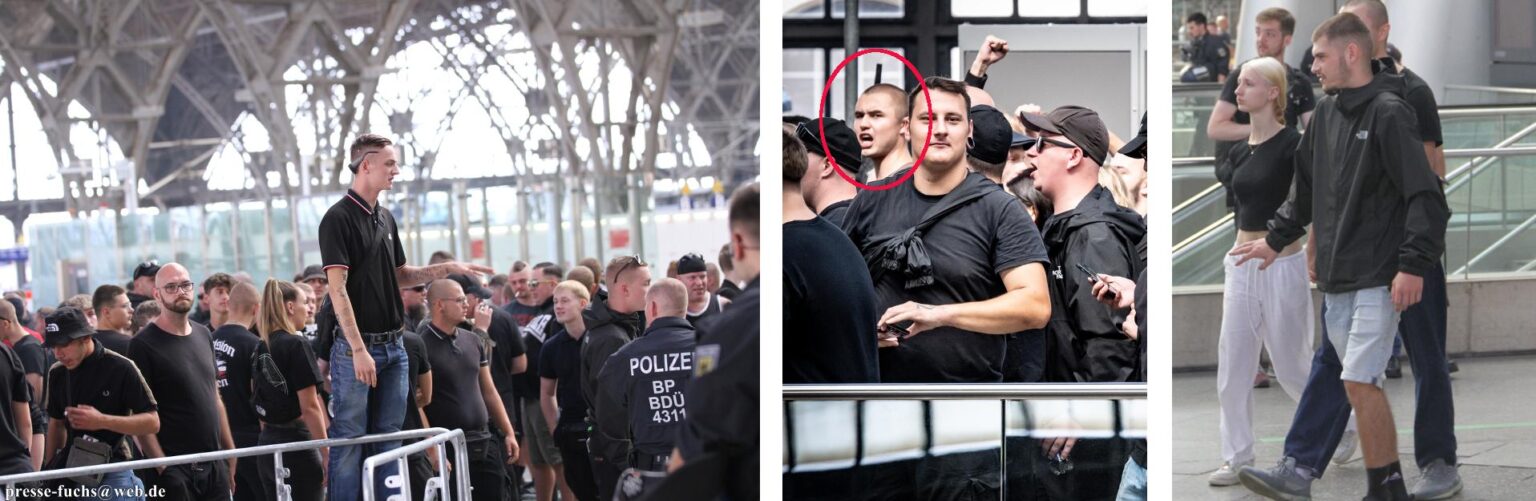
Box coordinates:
[1208,57,1315,486]
[254,280,329,500]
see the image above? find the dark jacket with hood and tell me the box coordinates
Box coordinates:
[1266,70,1449,293]
[580,298,644,465]
[1041,184,1146,382]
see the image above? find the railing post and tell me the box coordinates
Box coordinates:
[274,451,290,501]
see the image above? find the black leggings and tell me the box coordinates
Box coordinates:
[257,425,324,501]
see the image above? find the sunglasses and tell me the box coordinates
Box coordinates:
[614,255,647,281]
[1035,136,1078,154]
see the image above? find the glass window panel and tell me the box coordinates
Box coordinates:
[1088,0,1148,17]
[952,0,1013,17]
[1017,0,1081,17]
[831,0,905,19]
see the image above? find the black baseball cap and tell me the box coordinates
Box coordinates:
[299,265,326,282]
[1011,131,1038,150]
[967,105,1011,165]
[795,118,863,174]
[44,307,93,347]
[1022,105,1111,166]
[677,253,707,275]
[1119,113,1147,159]
[447,274,492,299]
[133,261,161,280]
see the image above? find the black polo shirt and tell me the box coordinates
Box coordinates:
[94,330,132,356]
[421,323,490,432]
[1377,58,1444,147]
[47,339,157,462]
[319,189,407,334]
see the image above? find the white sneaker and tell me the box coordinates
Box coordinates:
[1209,461,1249,486]
[1332,429,1359,465]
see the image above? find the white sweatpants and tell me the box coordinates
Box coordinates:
[1216,250,1314,465]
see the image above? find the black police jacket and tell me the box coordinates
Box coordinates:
[1040,185,1145,382]
[595,316,696,463]
[1266,71,1449,293]
[672,278,759,499]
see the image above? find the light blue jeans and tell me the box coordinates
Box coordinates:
[1115,457,1146,501]
[98,470,146,501]
[326,334,409,501]
[1322,287,1399,385]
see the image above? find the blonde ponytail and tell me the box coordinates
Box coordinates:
[257,279,300,345]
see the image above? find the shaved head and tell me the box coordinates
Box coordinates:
[153,263,195,315]
[646,277,688,319]
[0,299,14,324]
[427,279,462,304]
[229,282,261,315]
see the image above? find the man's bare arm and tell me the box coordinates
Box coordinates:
[396,262,494,289]
[326,268,367,349]
[878,263,1051,336]
[1426,142,1446,179]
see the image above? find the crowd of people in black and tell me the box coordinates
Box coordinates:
[0,132,762,501]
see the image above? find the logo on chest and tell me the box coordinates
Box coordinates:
[1356,130,1369,140]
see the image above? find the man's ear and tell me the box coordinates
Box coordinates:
[820,159,837,180]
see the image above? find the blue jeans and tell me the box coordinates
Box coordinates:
[1284,264,1457,476]
[327,334,409,501]
[97,470,145,501]
[1114,457,1146,501]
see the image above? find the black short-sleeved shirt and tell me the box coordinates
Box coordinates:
[1378,59,1444,147]
[11,336,47,430]
[0,343,32,474]
[94,330,132,356]
[784,217,879,383]
[402,331,430,430]
[818,199,853,228]
[319,189,407,333]
[485,307,527,396]
[538,330,588,425]
[211,324,261,433]
[508,300,554,402]
[1219,128,1303,231]
[841,171,1051,382]
[1220,59,1316,130]
[253,331,322,425]
[421,324,490,432]
[129,322,222,456]
[47,340,157,462]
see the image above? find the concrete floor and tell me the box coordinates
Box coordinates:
[1174,354,1536,500]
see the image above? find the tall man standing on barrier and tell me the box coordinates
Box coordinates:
[320,133,493,500]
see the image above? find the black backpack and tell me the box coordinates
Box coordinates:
[250,341,302,424]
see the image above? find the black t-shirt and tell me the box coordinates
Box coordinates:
[538,329,588,425]
[129,322,222,456]
[818,199,853,228]
[11,336,47,431]
[402,331,431,430]
[783,217,879,383]
[95,330,132,356]
[485,307,527,397]
[0,343,31,474]
[1220,128,1303,231]
[1378,59,1444,147]
[47,340,157,462]
[841,171,1051,382]
[508,299,554,403]
[422,324,490,432]
[211,324,261,433]
[252,331,322,425]
[1219,59,1316,129]
[319,189,407,333]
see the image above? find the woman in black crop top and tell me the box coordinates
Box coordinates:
[254,280,329,501]
[1208,57,1319,486]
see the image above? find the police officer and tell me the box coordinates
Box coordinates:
[596,278,696,500]
[1181,12,1230,83]
[42,307,160,496]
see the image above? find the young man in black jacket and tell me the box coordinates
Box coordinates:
[1023,105,1146,383]
[580,256,651,500]
[1232,13,1449,501]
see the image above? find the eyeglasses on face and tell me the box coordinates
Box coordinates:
[161,282,196,294]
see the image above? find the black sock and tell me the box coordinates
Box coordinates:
[1366,462,1409,500]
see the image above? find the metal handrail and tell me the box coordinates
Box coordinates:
[1444,84,1536,96]
[1172,214,1234,256]
[363,428,470,501]
[0,428,458,497]
[1172,156,1215,167]
[782,384,1146,400]
[1453,210,1536,276]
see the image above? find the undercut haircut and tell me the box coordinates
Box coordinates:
[907,77,971,119]
[1256,7,1296,36]
[93,284,126,314]
[728,182,760,243]
[861,83,909,118]
[541,265,564,280]
[1342,0,1389,28]
[1187,12,1208,25]
[348,133,394,174]
[1312,12,1374,61]
[783,128,808,183]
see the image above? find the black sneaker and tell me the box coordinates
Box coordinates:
[1385,356,1402,379]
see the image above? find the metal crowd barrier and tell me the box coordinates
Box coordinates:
[782,383,1147,400]
[0,427,467,501]
[363,428,469,501]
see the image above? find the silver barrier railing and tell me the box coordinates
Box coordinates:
[783,383,1147,400]
[362,428,470,501]
[0,428,464,501]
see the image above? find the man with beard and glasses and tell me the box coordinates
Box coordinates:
[840,77,1052,383]
[677,254,727,327]
[1232,13,1449,501]
[129,263,238,500]
[853,84,915,182]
